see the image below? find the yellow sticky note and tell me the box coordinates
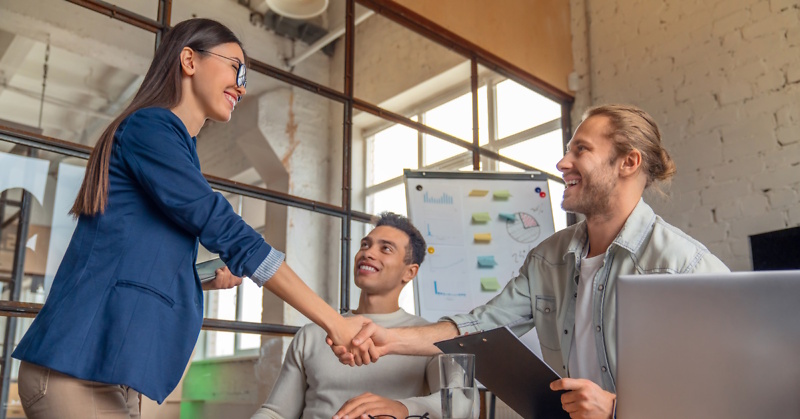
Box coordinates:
[481,277,501,291]
[469,190,489,197]
[472,212,491,223]
[493,190,511,200]
[474,233,492,243]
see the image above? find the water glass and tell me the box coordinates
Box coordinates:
[439,353,476,419]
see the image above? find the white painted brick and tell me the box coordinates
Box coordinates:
[740,193,770,217]
[712,9,751,38]
[762,142,800,169]
[673,132,725,169]
[766,187,799,208]
[701,181,749,206]
[788,26,800,47]
[756,71,787,92]
[788,66,800,84]
[751,164,800,191]
[706,241,734,267]
[789,204,800,225]
[730,210,786,238]
[776,104,800,126]
[689,222,729,243]
[711,157,764,183]
[722,30,744,50]
[730,237,753,260]
[742,88,796,119]
[742,14,791,40]
[717,82,753,105]
[770,0,797,12]
[720,115,777,160]
[690,106,738,134]
[727,60,767,85]
[712,1,750,21]
[733,32,786,66]
[776,124,800,145]
[750,1,772,21]
[715,198,743,221]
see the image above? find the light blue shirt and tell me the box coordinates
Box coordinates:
[445,199,729,392]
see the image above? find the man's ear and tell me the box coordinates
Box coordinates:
[619,149,642,178]
[179,47,197,77]
[401,264,419,284]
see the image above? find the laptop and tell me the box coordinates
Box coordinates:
[616,271,800,419]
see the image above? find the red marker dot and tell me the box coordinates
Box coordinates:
[539,192,547,198]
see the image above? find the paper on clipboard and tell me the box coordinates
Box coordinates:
[434,326,569,419]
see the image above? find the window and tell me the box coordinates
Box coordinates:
[362,77,569,314]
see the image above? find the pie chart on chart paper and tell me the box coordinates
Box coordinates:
[506,212,541,243]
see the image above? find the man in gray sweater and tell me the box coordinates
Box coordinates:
[252,213,440,419]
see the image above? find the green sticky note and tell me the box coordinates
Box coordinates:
[499,212,516,221]
[493,190,511,200]
[472,212,491,223]
[481,277,501,291]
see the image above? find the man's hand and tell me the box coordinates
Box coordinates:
[550,378,615,419]
[328,321,392,366]
[326,316,379,366]
[332,392,409,419]
[201,266,243,291]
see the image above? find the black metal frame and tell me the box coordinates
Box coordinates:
[0,0,574,412]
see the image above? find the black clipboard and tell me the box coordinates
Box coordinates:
[434,326,569,419]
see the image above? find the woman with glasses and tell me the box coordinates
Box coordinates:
[12,18,367,418]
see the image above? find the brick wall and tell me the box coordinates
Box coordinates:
[571,0,800,271]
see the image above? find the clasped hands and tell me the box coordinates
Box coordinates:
[326,318,387,366]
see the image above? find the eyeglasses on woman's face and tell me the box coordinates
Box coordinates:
[196,48,246,88]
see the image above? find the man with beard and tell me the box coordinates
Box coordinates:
[329,104,729,419]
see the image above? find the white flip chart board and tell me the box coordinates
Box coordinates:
[405,170,558,325]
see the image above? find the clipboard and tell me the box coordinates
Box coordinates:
[434,326,569,419]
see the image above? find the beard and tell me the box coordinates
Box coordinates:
[561,164,617,217]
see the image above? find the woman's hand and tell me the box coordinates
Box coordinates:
[202,266,243,291]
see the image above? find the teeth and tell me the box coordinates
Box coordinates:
[359,265,377,272]
[566,180,580,186]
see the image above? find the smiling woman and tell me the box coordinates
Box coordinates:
[10,18,368,419]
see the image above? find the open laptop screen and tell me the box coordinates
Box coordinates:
[616,271,800,419]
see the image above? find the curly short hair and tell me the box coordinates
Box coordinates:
[375,212,427,266]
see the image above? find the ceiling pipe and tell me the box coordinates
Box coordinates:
[285,9,374,69]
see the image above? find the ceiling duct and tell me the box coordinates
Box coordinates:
[266,0,328,20]
[262,10,335,56]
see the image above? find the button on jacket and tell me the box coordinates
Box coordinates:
[446,199,729,392]
[13,107,282,403]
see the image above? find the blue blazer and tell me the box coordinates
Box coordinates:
[13,107,275,403]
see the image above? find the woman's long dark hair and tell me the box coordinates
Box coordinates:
[70,18,245,216]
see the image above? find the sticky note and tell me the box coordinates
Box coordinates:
[481,277,501,291]
[477,256,497,268]
[499,212,516,221]
[493,190,511,200]
[474,233,492,243]
[469,190,489,197]
[472,212,491,223]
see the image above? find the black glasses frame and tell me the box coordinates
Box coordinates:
[196,48,247,88]
[369,412,430,419]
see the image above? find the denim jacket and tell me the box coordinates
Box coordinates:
[445,199,729,392]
